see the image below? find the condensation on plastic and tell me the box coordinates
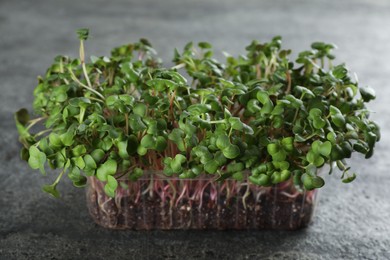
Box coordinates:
[86,173,319,230]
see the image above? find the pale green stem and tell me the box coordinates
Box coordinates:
[68,67,105,100]
[79,40,93,88]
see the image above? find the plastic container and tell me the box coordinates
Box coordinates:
[86,173,318,230]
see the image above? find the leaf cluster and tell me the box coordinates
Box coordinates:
[15,30,380,197]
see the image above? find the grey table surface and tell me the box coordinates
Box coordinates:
[1,0,389,259]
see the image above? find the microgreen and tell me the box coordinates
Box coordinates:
[15,30,380,197]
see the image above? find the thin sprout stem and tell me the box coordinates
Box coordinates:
[34,129,52,137]
[208,120,225,124]
[26,117,48,130]
[88,96,104,102]
[67,67,105,101]
[53,167,67,186]
[125,113,129,135]
[79,40,93,89]
[285,71,291,94]
[171,63,186,70]
[59,59,70,85]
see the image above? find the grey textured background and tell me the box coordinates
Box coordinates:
[1,0,389,259]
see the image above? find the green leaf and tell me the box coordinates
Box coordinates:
[272,150,287,161]
[73,176,87,187]
[216,134,230,150]
[137,146,147,156]
[140,134,156,149]
[14,110,30,139]
[104,184,115,198]
[232,171,244,181]
[229,117,254,134]
[296,86,315,98]
[280,170,291,181]
[249,174,271,186]
[155,136,168,152]
[72,156,85,170]
[204,160,219,174]
[213,151,227,166]
[116,140,129,159]
[133,103,147,116]
[227,162,244,173]
[76,28,89,40]
[121,63,139,83]
[72,145,86,157]
[309,108,322,118]
[271,104,284,115]
[170,154,186,172]
[54,149,66,168]
[91,149,105,163]
[128,114,147,132]
[106,95,119,107]
[281,137,294,152]
[342,173,356,183]
[327,132,337,143]
[193,146,213,163]
[309,108,326,129]
[60,130,74,146]
[15,108,29,126]
[306,164,317,176]
[341,141,353,158]
[68,167,87,187]
[222,144,240,159]
[272,161,289,170]
[302,167,324,189]
[119,94,135,106]
[329,105,345,127]
[42,184,60,198]
[319,141,332,157]
[198,42,212,49]
[312,176,325,188]
[353,141,369,154]
[247,99,262,113]
[267,143,279,155]
[147,121,158,135]
[331,114,345,128]
[330,144,344,161]
[360,87,376,102]
[306,150,317,164]
[96,159,117,181]
[28,146,46,175]
[49,133,62,149]
[147,78,177,91]
[129,167,144,181]
[127,135,139,155]
[256,91,269,104]
[187,104,211,115]
[332,64,347,79]
[285,94,303,108]
[179,121,197,135]
[107,175,118,190]
[168,128,186,152]
[20,147,29,161]
[301,173,314,190]
[314,156,325,167]
[52,85,68,102]
[164,71,187,84]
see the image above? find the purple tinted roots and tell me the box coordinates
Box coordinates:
[87,175,317,230]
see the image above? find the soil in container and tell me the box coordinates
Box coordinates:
[86,175,317,230]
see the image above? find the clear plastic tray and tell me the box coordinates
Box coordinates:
[86,173,318,230]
